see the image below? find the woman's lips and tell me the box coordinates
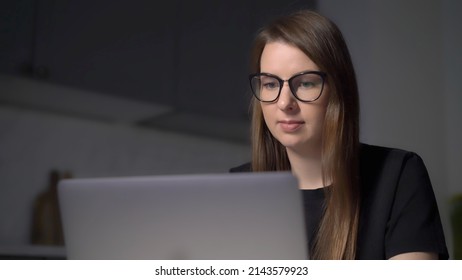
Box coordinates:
[278,120,305,132]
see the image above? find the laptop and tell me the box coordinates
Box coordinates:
[58,172,307,259]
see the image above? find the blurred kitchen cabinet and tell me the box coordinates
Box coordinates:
[0,0,314,120]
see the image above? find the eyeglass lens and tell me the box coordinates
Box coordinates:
[251,73,324,102]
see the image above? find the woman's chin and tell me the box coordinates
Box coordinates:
[278,136,320,154]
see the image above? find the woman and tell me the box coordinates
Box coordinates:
[231,10,448,260]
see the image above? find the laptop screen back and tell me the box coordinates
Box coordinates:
[58,172,307,259]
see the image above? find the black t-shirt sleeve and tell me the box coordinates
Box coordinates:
[229,162,252,173]
[385,153,449,259]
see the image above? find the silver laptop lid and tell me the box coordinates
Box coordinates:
[58,172,307,259]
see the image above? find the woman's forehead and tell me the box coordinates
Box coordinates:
[260,41,320,75]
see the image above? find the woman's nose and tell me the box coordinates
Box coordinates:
[277,82,298,112]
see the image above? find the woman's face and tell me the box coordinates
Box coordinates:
[259,41,330,154]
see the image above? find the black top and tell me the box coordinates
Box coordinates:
[230,143,449,259]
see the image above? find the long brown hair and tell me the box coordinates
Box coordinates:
[249,10,360,259]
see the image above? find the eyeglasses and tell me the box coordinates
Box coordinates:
[249,71,327,102]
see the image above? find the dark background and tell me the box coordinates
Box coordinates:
[1,0,316,141]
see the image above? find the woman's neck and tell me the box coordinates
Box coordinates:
[286,147,326,190]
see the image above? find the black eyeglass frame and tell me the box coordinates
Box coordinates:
[248,71,328,103]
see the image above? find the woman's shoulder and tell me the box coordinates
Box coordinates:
[359,143,427,177]
[359,142,429,189]
[360,142,421,162]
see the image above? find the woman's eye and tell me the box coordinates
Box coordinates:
[300,81,315,88]
[263,82,278,90]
